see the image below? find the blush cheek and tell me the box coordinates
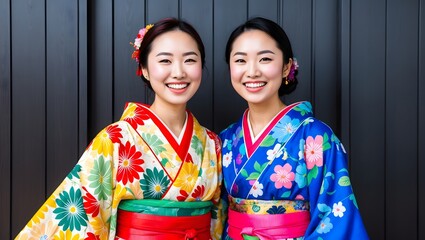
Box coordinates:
[148,64,169,81]
[187,66,202,83]
[262,64,283,80]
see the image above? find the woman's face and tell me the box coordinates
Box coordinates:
[142,30,202,108]
[229,30,288,105]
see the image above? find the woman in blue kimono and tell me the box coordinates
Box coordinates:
[220,17,369,239]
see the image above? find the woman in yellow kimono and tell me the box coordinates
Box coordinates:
[16,18,223,240]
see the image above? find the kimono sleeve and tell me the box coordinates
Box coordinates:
[15,122,125,240]
[303,120,369,239]
[210,132,226,240]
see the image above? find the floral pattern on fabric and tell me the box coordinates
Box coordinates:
[220,101,369,239]
[16,102,223,240]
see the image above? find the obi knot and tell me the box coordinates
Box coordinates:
[241,227,254,235]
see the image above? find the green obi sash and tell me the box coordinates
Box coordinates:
[118,199,213,216]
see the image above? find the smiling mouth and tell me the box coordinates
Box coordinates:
[244,82,266,88]
[166,83,189,89]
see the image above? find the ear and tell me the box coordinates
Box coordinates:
[142,66,149,80]
[282,58,293,78]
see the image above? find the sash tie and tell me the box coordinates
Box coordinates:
[116,209,211,240]
[228,209,310,240]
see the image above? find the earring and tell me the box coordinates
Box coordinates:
[284,77,288,85]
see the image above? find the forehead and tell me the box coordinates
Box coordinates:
[231,29,280,52]
[150,30,199,53]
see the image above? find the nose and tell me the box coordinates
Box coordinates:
[172,62,186,79]
[247,62,260,78]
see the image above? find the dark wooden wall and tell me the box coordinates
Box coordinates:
[0,0,424,239]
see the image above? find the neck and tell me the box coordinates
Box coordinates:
[248,97,286,137]
[150,101,187,137]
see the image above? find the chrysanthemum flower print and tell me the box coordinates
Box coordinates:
[89,215,109,239]
[191,185,205,200]
[122,104,150,129]
[26,220,57,240]
[142,133,166,155]
[191,135,204,157]
[112,184,127,209]
[117,141,144,185]
[53,187,88,231]
[82,186,100,217]
[85,232,101,240]
[53,229,80,240]
[270,163,295,189]
[174,162,199,192]
[88,156,112,201]
[140,168,170,199]
[177,189,189,201]
[91,125,122,156]
[332,201,346,217]
[305,135,324,169]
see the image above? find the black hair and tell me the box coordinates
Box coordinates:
[137,18,205,89]
[225,17,298,96]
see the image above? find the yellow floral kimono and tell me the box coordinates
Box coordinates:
[15,102,223,240]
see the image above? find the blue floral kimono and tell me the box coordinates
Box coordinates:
[220,101,368,239]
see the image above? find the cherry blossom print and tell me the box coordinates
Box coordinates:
[305,135,324,169]
[270,163,295,189]
[249,181,264,198]
[332,201,346,217]
[223,151,233,168]
[266,143,283,161]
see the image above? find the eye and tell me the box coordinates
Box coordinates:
[259,57,272,62]
[159,59,171,64]
[234,59,246,63]
[184,58,197,63]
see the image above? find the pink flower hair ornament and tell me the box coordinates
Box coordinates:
[130,24,154,76]
[286,58,299,84]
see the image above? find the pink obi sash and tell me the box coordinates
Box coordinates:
[115,209,211,240]
[228,209,310,240]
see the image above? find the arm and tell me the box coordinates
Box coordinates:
[303,120,369,239]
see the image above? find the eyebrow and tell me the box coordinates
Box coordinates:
[156,51,199,57]
[232,50,275,56]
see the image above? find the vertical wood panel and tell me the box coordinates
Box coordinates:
[0,0,11,238]
[248,0,278,20]
[182,0,214,129]
[351,0,386,239]
[281,0,313,106]
[79,0,88,154]
[419,0,425,238]
[313,0,339,132]
[339,0,350,149]
[213,0,248,132]
[147,0,178,23]
[114,0,146,120]
[89,0,114,139]
[46,0,79,195]
[386,0,418,238]
[11,0,46,237]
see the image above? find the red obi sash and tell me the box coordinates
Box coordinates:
[228,209,310,240]
[115,209,211,240]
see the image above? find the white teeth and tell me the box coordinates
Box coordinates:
[167,83,188,89]
[245,82,266,88]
